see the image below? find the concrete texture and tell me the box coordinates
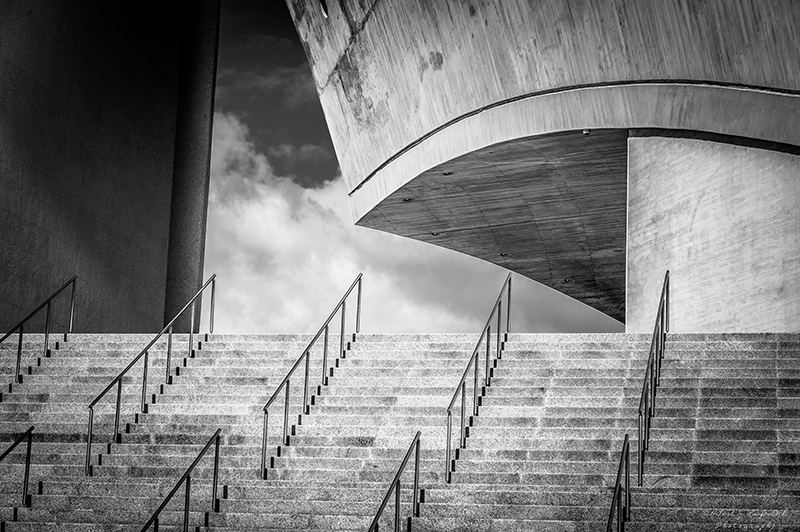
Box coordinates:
[627,136,800,333]
[164,0,221,333]
[4,333,799,530]
[288,0,800,194]
[0,1,219,333]
[287,0,800,324]
[360,129,628,322]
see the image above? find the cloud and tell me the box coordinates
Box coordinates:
[203,112,624,334]
[216,66,318,108]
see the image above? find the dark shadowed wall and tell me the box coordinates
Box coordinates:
[0,1,218,332]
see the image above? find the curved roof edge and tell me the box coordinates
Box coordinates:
[350,82,800,224]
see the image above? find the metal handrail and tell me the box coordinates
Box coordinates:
[85,275,217,476]
[606,433,631,532]
[260,273,362,478]
[368,431,422,532]
[1,276,77,384]
[444,273,511,483]
[637,270,669,486]
[139,428,222,532]
[0,425,34,508]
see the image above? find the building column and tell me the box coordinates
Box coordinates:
[164,0,221,332]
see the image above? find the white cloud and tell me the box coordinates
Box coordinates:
[203,112,624,334]
[205,112,499,333]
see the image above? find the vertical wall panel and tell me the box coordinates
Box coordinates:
[0,1,182,332]
[626,136,800,332]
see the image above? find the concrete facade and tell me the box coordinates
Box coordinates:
[627,136,800,333]
[0,1,219,332]
[288,0,800,330]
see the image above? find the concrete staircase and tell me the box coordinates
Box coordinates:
[628,334,800,532]
[0,333,477,531]
[412,334,800,532]
[1,333,799,531]
[412,333,650,532]
[205,333,478,531]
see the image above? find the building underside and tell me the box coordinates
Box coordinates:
[288,0,800,332]
[359,129,629,322]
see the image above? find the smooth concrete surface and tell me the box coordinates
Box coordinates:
[287,0,800,194]
[164,0,221,332]
[288,0,800,325]
[626,136,800,333]
[350,84,800,222]
[360,129,628,322]
[0,2,219,333]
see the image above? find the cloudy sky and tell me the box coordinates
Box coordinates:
[201,0,624,334]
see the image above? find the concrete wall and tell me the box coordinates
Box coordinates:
[0,2,182,332]
[626,136,800,333]
[288,0,800,195]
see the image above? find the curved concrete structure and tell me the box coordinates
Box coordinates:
[288,0,800,329]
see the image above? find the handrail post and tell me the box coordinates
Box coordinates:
[212,432,220,511]
[114,380,122,441]
[85,408,94,476]
[665,272,669,332]
[637,413,643,486]
[303,351,311,415]
[473,352,479,417]
[166,326,173,383]
[15,323,23,383]
[210,277,216,334]
[339,300,346,357]
[356,277,362,334]
[625,443,631,520]
[459,383,466,448]
[445,411,452,483]
[368,431,420,531]
[189,301,195,356]
[67,278,77,336]
[394,479,400,532]
[413,439,420,516]
[506,275,511,332]
[261,411,269,479]
[183,474,191,532]
[485,329,491,387]
[283,381,290,445]
[141,350,149,413]
[22,429,32,507]
[322,325,329,386]
[496,301,502,358]
[650,358,656,417]
[43,301,51,358]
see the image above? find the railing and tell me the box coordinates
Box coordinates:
[637,270,669,486]
[444,273,511,483]
[85,275,216,476]
[368,431,422,532]
[260,273,362,478]
[606,433,631,532]
[0,426,34,508]
[139,429,222,532]
[1,276,77,384]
